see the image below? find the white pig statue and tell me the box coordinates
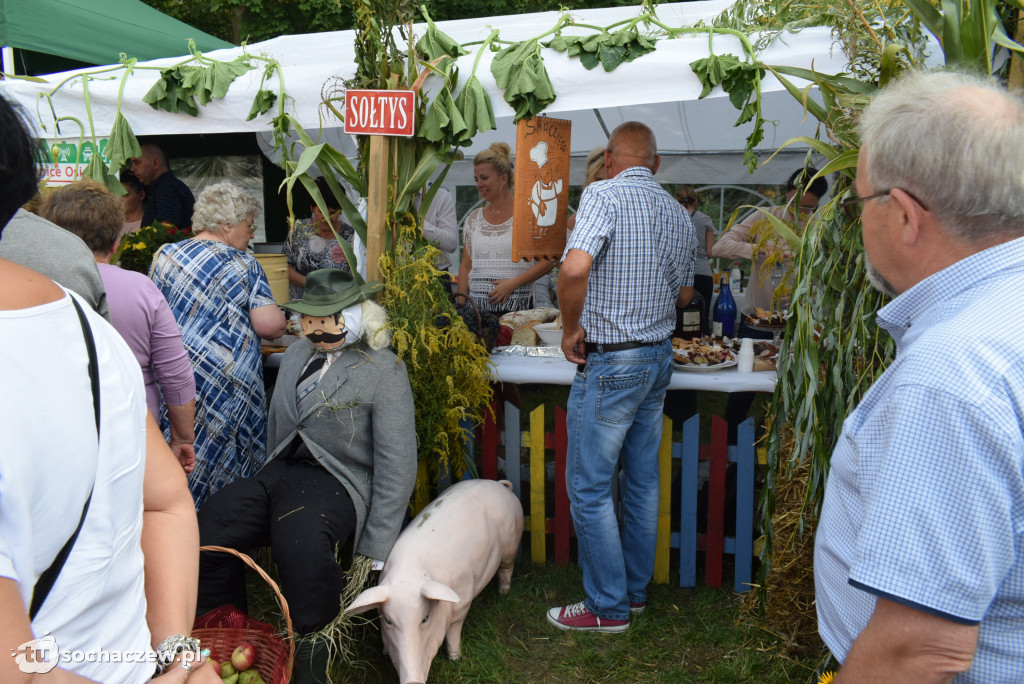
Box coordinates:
[346,478,524,684]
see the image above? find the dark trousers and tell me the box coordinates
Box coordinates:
[197,457,356,634]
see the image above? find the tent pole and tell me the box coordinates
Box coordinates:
[592,109,611,139]
[1,47,14,76]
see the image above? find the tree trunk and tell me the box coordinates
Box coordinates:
[231,5,247,45]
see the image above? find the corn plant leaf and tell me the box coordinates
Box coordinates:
[105,112,141,172]
[878,43,909,87]
[902,0,944,36]
[490,39,556,121]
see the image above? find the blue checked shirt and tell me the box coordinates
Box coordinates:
[815,236,1024,683]
[564,166,694,344]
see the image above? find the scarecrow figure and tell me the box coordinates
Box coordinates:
[196,268,417,684]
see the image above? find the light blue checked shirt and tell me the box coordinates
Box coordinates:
[815,236,1024,683]
[564,166,694,344]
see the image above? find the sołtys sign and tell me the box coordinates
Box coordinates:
[344,90,415,137]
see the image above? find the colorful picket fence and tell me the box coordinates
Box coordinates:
[456,402,757,593]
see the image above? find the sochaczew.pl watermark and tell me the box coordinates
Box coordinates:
[11,633,193,674]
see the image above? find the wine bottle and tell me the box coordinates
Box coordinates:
[674,291,706,340]
[713,279,737,338]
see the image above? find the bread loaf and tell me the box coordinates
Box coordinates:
[499,307,560,328]
[510,326,539,346]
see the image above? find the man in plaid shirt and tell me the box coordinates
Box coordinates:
[548,121,695,632]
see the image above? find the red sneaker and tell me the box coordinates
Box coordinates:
[546,601,629,633]
[629,601,646,615]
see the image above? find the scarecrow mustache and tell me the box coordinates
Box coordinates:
[306,329,347,345]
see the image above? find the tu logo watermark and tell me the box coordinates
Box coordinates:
[11,633,59,674]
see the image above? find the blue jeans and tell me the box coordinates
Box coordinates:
[566,339,673,620]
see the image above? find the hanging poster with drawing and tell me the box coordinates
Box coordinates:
[512,117,572,261]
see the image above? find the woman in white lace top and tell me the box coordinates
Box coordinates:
[457,142,555,314]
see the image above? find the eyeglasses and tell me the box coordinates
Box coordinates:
[842,188,930,216]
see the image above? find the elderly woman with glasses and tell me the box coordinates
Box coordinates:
[284,175,356,299]
[150,181,287,508]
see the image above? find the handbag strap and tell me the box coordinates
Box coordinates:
[29,296,99,620]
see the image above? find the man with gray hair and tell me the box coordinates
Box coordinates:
[815,70,1024,682]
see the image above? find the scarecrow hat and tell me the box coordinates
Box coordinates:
[284,268,382,317]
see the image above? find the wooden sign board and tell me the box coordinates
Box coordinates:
[511,117,572,261]
[344,90,416,137]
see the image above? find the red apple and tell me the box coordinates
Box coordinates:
[231,642,257,672]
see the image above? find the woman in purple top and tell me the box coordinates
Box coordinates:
[41,180,198,472]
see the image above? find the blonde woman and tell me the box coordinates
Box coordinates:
[457,142,555,313]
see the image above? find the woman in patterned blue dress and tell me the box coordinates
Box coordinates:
[150,181,287,508]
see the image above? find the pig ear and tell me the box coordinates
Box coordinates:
[420,580,460,604]
[345,585,390,614]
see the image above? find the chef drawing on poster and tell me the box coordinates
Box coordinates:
[528,142,562,237]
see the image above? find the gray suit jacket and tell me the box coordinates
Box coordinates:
[0,209,111,321]
[267,338,417,561]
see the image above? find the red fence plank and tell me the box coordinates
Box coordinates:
[705,415,728,588]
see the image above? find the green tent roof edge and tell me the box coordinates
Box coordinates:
[0,0,235,67]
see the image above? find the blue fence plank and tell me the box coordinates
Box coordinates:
[504,401,521,499]
[678,414,700,588]
[733,417,755,593]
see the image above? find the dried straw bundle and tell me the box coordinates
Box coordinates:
[741,427,824,655]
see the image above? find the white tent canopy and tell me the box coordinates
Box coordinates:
[0,0,853,186]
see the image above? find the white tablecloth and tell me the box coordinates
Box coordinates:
[266,346,776,393]
[490,353,776,393]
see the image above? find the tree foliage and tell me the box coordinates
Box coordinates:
[139,0,631,44]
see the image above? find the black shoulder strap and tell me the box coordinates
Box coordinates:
[29,297,99,620]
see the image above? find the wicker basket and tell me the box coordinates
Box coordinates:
[192,546,294,683]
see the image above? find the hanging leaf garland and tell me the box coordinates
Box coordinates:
[454,75,496,141]
[689,52,767,170]
[142,57,255,116]
[490,38,556,121]
[105,112,141,172]
[545,27,658,72]
[416,16,469,61]
[419,82,471,145]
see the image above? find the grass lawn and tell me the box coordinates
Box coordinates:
[242,384,817,682]
[330,560,822,683]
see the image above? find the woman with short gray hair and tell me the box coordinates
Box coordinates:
[151,181,287,508]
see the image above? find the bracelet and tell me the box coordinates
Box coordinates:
[154,634,201,675]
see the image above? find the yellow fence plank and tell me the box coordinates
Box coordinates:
[653,415,673,584]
